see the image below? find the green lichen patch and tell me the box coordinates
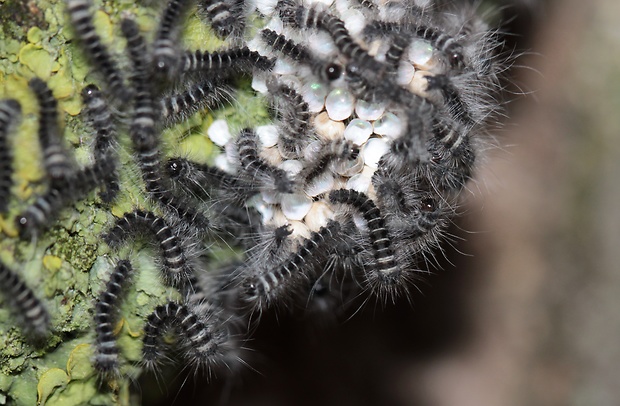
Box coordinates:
[182,12,226,51]
[176,129,217,165]
[47,227,99,274]
[0,328,31,374]
[0,0,266,403]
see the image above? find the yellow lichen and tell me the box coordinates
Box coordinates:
[112,318,125,336]
[43,255,63,273]
[27,27,44,44]
[66,344,95,381]
[92,10,113,46]
[0,216,18,238]
[123,318,142,339]
[18,44,56,80]
[37,368,69,406]
[178,132,216,164]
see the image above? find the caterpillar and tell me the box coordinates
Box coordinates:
[93,259,133,375]
[0,99,21,213]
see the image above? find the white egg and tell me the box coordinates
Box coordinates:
[344,119,373,145]
[362,138,390,168]
[214,153,235,174]
[408,39,434,68]
[342,9,366,36]
[279,160,305,177]
[325,88,355,121]
[207,119,231,147]
[256,125,279,148]
[373,112,403,139]
[251,74,268,94]
[346,171,372,193]
[355,99,385,121]
[281,193,313,221]
[301,81,328,113]
[305,172,335,197]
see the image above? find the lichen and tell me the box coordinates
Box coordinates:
[0,0,264,404]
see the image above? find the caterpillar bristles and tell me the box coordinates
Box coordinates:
[198,0,248,40]
[179,47,275,76]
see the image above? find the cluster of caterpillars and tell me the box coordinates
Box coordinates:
[0,0,506,382]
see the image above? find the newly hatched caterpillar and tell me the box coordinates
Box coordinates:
[300,139,359,192]
[65,0,129,100]
[153,0,194,79]
[28,78,74,183]
[0,99,21,213]
[179,47,275,76]
[244,220,341,309]
[94,260,133,375]
[235,128,295,193]
[103,210,193,285]
[329,189,402,292]
[261,29,343,82]
[141,301,233,371]
[0,260,50,339]
[266,79,312,158]
[81,84,119,202]
[160,79,235,125]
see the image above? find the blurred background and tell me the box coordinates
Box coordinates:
[140,0,620,404]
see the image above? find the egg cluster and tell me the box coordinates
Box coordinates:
[0,0,508,399]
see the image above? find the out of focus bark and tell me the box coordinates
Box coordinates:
[399,0,620,404]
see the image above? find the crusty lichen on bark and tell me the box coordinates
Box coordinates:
[0,0,269,404]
